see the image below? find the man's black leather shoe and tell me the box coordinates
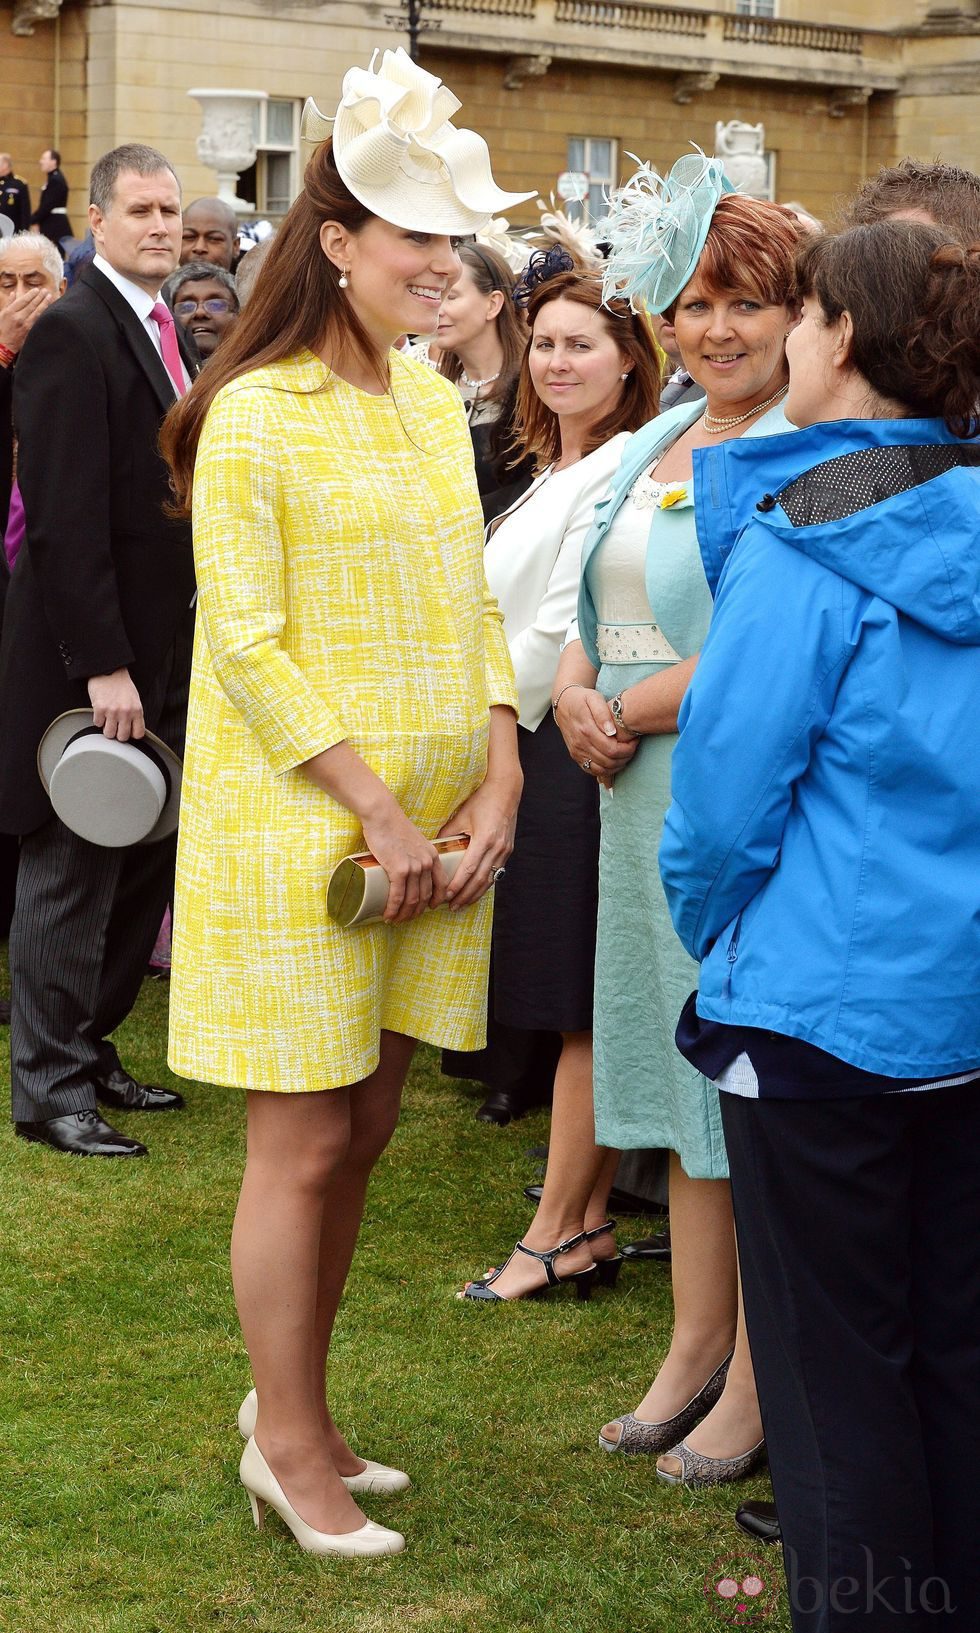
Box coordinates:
[15,1111,148,1157]
[621,1230,672,1262]
[476,1088,528,1126]
[94,1068,184,1112]
[735,1500,781,1545]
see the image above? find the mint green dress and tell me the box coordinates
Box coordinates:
[586,470,729,1180]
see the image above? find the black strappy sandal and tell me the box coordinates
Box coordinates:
[586,1220,625,1289]
[457,1231,597,1303]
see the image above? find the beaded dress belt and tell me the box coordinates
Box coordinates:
[596,622,682,663]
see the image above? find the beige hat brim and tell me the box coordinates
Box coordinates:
[304,50,535,237]
[37,709,183,844]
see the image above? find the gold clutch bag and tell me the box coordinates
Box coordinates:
[326,834,471,928]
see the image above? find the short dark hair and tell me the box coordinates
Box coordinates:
[796,221,980,437]
[46,148,61,167]
[844,158,980,243]
[90,143,179,213]
[183,196,237,235]
[164,261,239,309]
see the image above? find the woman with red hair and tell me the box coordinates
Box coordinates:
[552,162,805,1486]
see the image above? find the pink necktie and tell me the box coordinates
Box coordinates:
[4,478,25,571]
[149,301,187,397]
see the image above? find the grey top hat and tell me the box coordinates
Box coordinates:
[37,710,183,847]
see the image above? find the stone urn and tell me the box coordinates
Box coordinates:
[714,120,769,199]
[188,89,268,213]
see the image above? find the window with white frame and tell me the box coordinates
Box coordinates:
[735,0,777,15]
[238,98,301,218]
[566,137,617,228]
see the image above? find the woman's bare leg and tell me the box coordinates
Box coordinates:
[601,1151,738,1442]
[310,1031,416,1474]
[666,1269,763,1461]
[584,1147,625,1242]
[232,1033,415,1532]
[482,1030,617,1297]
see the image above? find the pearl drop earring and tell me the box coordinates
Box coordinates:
[338,267,349,289]
[621,371,630,380]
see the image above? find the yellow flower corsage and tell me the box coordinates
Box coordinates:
[660,486,688,509]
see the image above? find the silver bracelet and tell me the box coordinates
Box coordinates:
[551,682,587,722]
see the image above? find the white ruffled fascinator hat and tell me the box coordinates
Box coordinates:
[600,150,735,316]
[302,48,534,236]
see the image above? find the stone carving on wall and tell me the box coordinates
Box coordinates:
[12,0,62,36]
[673,72,719,106]
[827,85,874,118]
[504,55,552,91]
[714,120,768,198]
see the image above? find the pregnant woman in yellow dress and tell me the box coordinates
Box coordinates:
[161,50,527,1557]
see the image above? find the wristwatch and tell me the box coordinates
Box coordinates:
[609,691,642,738]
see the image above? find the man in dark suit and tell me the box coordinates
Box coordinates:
[30,149,73,250]
[0,142,197,1157]
[0,156,31,234]
[0,234,64,1015]
[0,232,63,547]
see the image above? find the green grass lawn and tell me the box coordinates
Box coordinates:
[0,975,789,1633]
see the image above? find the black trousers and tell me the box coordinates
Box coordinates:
[8,620,191,1122]
[722,1084,980,1633]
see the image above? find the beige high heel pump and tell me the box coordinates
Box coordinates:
[237,1389,412,1494]
[239,1437,405,1557]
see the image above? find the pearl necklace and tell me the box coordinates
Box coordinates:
[702,383,788,434]
[460,369,501,391]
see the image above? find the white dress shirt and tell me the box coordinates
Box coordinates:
[483,432,629,731]
[92,253,191,393]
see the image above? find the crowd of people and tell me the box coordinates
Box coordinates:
[2,42,980,1630]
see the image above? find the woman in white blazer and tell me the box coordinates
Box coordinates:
[458,256,662,1301]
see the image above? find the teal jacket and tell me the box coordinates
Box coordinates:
[576,401,791,667]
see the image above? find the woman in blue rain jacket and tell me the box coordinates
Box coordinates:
[661,222,980,1633]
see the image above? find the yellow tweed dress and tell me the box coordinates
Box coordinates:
[168,349,518,1092]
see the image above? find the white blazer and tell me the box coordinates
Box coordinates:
[483,432,629,731]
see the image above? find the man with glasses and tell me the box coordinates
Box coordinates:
[165,261,239,359]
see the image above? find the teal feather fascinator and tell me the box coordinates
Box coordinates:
[599,150,735,315]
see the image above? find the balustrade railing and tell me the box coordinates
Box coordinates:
[722,14,862,53]
[424,0,868,56]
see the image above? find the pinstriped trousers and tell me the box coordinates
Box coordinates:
[8,617,192,1124]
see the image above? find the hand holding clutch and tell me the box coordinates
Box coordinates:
[328,835,471,927]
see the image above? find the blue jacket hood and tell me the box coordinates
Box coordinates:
[694,416,980,644]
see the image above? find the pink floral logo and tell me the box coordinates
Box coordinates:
[704,1552,781,1624]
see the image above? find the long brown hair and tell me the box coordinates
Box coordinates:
[796,222,980,437]
[437,242,526,409]
[512,270,662,468]
[162,139,376,514]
